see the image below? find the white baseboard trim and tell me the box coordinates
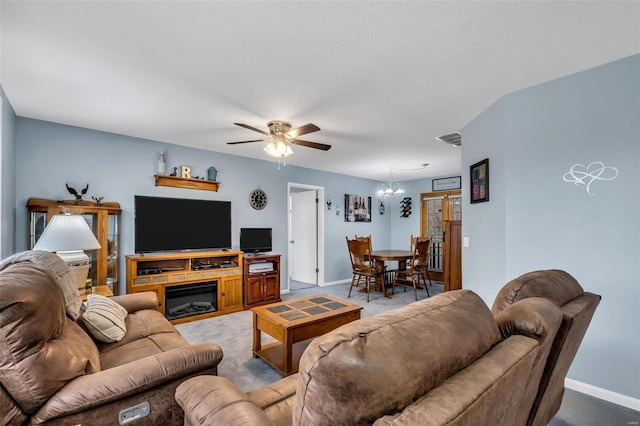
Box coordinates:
[565,378,640,412]
[320,279,351,287]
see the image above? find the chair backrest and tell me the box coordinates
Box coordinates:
[346,235,374,273]
[409,237,431,271]
[492,269,601,426]
[0,260,101,418]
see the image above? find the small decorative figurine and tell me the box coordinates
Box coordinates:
[181,165,192,179]
[66,183,88,203]
[92,196,104,206]
[170,167,178,176]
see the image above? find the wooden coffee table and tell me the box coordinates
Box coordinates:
[251,295,362,376]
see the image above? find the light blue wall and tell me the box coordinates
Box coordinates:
[462,54,640,398]
[13,118,417,289]
[1,86,17,259]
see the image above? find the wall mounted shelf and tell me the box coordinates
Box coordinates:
[154,175,220,192]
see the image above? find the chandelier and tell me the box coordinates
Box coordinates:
[376,167,406,197]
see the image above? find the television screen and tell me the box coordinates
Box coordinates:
[135,196,231,253]
[240,228,272,254]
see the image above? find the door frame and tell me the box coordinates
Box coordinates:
[286,182,325,292]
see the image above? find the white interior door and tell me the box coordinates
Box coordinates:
[290,190,317,284]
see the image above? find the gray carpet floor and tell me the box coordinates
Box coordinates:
[176,282,639,425]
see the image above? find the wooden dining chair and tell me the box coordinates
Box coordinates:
[411,235,433,288]
[346,235,382,302]
[393,237,432,300]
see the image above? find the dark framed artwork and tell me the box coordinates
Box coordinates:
[344,194,371,222]
[470,158,489,203]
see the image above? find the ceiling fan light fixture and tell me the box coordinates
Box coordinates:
[264,140,293,158]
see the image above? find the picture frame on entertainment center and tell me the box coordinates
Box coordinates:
[344,194,371,222]
[470,158,489,204]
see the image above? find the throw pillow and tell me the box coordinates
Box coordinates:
[82,295,128,343]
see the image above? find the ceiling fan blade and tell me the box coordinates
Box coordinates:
[290,138,332,151]
[287,123,320,138]
[234,123,270,136]
[227,139,265,145]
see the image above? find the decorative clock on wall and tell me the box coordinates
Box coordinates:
[249,188,268,210]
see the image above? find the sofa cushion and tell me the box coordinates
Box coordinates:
[293,290,501,426]
[97,309,190,369]
[82,294,128,343]
[374,335,539,426]
[0,263,100,414]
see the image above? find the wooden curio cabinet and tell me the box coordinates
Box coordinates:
[27,198,122,295]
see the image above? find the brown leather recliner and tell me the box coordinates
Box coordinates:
[0,252,223,425]
[176,289,563,425]
[492,269,601,426]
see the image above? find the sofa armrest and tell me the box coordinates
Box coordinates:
[176,376,273,426]
[34,343,222,421]
[110,291,159,313]
[494,297,562,343]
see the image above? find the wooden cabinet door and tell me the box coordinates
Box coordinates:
[246,276,264,305]
[263,274,279,302]
[219,276,243,312]
[443,220,462,291]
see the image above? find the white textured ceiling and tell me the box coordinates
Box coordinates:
[2,1,638,182]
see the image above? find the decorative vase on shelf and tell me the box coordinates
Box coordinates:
[158,152,166,175]
[207,167,217,181]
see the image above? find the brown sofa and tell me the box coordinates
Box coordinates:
[176,288,563,425]
[0,251,223,425]
[492,269,601,426]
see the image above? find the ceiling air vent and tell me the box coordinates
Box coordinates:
[435,131,461,147]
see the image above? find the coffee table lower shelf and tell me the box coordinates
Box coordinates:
[253,338,313,376]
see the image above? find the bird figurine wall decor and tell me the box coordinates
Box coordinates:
[66,183,89,203]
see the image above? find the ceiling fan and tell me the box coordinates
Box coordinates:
[228,121,331,159]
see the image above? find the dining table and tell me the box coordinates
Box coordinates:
[369,250,413,298]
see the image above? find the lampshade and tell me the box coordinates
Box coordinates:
[33,213,101,294]
[34,214,101,252]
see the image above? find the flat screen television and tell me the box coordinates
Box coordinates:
[135,195,231,253]
[240,228,272,254]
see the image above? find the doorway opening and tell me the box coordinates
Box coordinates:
[287,183,325,293]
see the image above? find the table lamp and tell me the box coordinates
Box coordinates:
[33,213,101,294]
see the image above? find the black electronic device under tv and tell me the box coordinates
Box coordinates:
[240,228,272,254]
[135,195,231,253]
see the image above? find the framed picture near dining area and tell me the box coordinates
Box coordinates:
[470,158,489,203]
[344,194,371,222]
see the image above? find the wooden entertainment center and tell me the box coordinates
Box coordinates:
[126,250,244,324]
[126,251,282,324]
